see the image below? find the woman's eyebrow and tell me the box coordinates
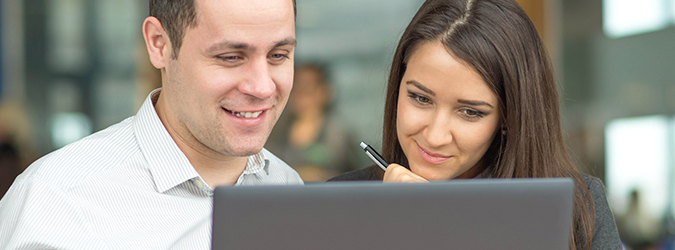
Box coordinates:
[458,99,494,108]
[406,81,435,96]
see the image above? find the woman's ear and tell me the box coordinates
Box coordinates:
[142,16,170,69]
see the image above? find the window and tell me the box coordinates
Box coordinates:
[605,115,670,221]
[603,0,672,38]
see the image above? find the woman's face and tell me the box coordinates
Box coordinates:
[396,41,501,180]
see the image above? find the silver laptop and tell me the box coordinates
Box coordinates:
[212,178,574,250]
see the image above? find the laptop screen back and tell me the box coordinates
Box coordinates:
[212,178,574,250]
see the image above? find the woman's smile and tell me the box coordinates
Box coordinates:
[416,142,452,164]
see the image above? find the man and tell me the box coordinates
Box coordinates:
[0,0,301,248]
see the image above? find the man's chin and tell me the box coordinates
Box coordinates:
[225,146,264,157]
[216,134,270,157]
[234,151,262,157]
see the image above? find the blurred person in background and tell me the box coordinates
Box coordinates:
[329,0,621,249]
[617,189,661,250]
[0,136,20,198]
[0,101,38,198]
[0,0,301,248]
[267,64,359,181]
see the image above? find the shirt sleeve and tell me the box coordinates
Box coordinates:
[587,176,623,250]
[0,175,109,250]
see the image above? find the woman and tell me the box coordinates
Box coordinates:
[328,0,622,249]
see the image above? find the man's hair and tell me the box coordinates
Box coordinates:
[149,0,297,60]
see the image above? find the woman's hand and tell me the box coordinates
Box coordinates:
[383,164,429,183]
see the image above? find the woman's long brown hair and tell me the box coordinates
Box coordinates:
[381,0,594,249]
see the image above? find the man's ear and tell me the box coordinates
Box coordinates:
[142,16,170,69]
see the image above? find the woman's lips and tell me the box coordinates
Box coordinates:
[417,144,451,164]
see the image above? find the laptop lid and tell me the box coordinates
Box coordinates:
[212,178,574,250]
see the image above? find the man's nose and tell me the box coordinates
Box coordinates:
[238,59,276,99]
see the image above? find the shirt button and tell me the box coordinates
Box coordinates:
[195,179,205,188]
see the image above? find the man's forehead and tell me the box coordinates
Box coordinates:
[192,0,295,35]
[196,0,294,21]
[188,0,296,53]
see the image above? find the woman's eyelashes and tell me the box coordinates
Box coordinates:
[459,108,486,120]
[408,92,432,105]
[407,91,489,120]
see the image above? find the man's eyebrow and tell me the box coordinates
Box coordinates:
[458,99,494,108]
[406,81,435,96]
[274,38,296,48]
[206,41,253,54]
[206,38,296,54]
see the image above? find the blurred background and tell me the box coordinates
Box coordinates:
[0,0,674,249]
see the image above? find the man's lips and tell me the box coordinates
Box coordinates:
[223,108,267,118]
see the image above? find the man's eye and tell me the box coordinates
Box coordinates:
[270,54,289,60]
[217,56,240,61]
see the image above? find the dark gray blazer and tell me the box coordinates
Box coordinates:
[328,166,623,250]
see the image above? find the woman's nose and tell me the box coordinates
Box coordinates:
[424,114,453,148]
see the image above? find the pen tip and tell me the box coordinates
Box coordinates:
[360,142,367,149]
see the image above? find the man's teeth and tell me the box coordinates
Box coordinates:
[230,111,263,118]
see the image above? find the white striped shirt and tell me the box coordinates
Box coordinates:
[0,90,303,249]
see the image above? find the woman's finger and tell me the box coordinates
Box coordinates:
[383,164,429,183]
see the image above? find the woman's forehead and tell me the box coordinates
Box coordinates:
[403,41,497,105]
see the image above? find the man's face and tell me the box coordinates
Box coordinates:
[160,0,296,158]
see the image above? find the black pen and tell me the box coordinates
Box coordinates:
[360,142,389,171]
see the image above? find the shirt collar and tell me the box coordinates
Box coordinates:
[134,89,271,192]
[235,151,271,185]
[243,151,267,175]
[134,89,199,193]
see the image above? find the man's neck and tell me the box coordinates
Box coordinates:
[187,154,249,187]
[152,90,249,187]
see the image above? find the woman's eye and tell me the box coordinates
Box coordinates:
[460,108,484,119]
[416,95,430,103]
[408,93,431,105]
